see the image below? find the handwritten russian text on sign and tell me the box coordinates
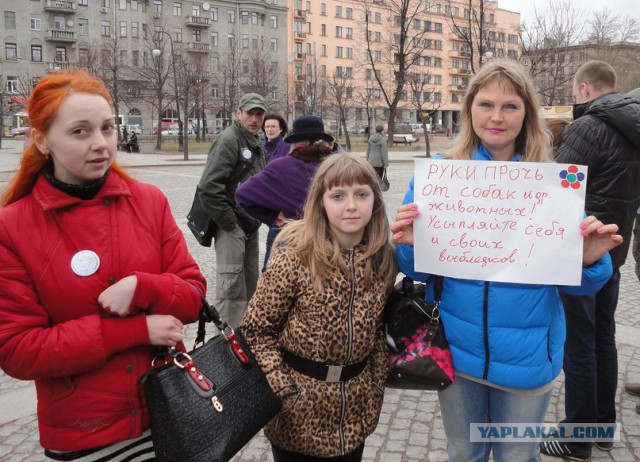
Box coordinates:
[413,159,587,285]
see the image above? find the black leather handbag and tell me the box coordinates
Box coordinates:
[385,276,454,390]
[186,186,217,247]
[141,299,282,462]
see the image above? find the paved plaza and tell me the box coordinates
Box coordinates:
[0,139,639,461]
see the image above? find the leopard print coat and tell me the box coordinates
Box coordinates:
[241,243,390,457]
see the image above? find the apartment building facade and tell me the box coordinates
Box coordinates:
[0,0,289,133]
[286,0,520,134]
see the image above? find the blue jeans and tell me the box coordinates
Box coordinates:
[560,270,620,442]
[262,226,281,273]
[438,376,552,462]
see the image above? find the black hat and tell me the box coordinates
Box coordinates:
[284,115,334,143]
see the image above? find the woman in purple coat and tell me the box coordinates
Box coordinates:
[263,113,290,164]
[237,115,334,271]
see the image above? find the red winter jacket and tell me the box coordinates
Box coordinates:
[0,172,206,451]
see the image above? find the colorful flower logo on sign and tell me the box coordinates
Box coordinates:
[559,165,585,189]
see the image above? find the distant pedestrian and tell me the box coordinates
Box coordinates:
[366,125,388,180]
[263,113,289,164]
[121,125,128,143]
[236,115,334,271]
[241,153,396,462]
[198,93,267,327]
[0,69,205,460]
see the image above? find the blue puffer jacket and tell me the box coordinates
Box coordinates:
[396,148,613,389]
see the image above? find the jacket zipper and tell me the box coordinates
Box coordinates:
[339,248,356,454]
[482,281,490,380]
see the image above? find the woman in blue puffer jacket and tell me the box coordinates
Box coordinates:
[390,60,622,462]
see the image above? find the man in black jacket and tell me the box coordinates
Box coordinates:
[541,62,640,460]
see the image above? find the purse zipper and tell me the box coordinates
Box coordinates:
[209,367,251,413]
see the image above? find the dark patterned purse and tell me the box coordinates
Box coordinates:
[385,276,454,390]
[141,299,282,462]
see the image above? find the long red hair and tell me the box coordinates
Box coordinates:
[1,70,133,207]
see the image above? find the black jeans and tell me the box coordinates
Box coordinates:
[271,444,364,462]
[373,166,384,180]
[262,225,281,272]
[561,269,620,446]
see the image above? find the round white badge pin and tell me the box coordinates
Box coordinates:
[71,250,100,277]
[241,148,252,160]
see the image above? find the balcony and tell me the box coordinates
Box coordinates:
[45,29,78,42]
[294,52,306,60]
[44,0,77,12]
[47,61,78,70]
[449,84,467,92]
[296,74,307,81]
[186,42,210,53]
[294,31,307,41]
[185,16,211,27]
[294,9,307,19]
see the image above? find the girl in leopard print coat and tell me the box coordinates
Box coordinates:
[242,153,397,461]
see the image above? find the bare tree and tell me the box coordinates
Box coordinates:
[239,47,282,104]
[363,0,430,145]
[324,70,355,151]
[587,8,640,62]
[95,35,128,142]
[212,46,242,128]
[520,1,586,105]
[130,39,174,150]
[294,55,328,118]
[175,53,209,160]
[408,73,447,157]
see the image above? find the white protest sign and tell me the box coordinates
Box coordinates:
[413,159,588,285]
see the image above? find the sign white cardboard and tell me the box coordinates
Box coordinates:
[413,159,588,285]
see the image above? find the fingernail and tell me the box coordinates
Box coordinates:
[413,211,419,217]
[597,226,604,233]
[580,228,587,236]
[405,218,412,224]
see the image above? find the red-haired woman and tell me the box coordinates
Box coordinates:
[0,70,206,460]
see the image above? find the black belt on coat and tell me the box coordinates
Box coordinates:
[282,350,367,383]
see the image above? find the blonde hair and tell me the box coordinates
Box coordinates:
[275,153,396,292]
[450,59,551,163]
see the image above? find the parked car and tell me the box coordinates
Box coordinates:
[126,124,142,135]
[10,126,30,137]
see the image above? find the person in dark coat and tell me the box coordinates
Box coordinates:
[541,61,640,460]
[236,115,334,271]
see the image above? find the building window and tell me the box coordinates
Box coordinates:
[345,67,353,78]
[175,28,183,43]
[119,0,126,9]
[30,45,42,62]
[173,2,182,16]
[192,4,200,16]
[54,16,65,30]
[241,11,249,24]
[119,50,127,65]
[142,23,147,39]
[211,32,218,46]
[228,33,234,47]
[79,48,89,64]
[434,75,442,84]
[270,38,278,51]
[321,24,326,36]
[508,34,518,44]
[270,15,277,28]
[6,77,18,93]
[374,12,381,23]
[228,10,235,23]
[242,34,249,48]
[242,58,249,74]
[131,0,138,11]
[346,47,352,58]
[100,21,110,36]
[4,11,16,29]
[320,65,326,77]
[79,19,89,35]
[55,47,67,62]
[335,5,342,17]
[321,44,326,56]
[192,29,201,42]
[78,0,88,5]
[31,14,41,31]
[435,22,443,32]
[212,86,219,97]
[336,46,343,58]
[132,22,139,37]
[132,50,139,66]
[252,12,258,25]
[211,8,218,21]
[375,31,381,42]
[320,3,326,15]
[252,35,258,48]
[211,56,219,73]
[346,27,353,39]
[120,21,127,37]
[153,0,162,15]
[346,7,352,19]
[335,26,342,37]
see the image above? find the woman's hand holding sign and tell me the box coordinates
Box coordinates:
[391,203,419,245]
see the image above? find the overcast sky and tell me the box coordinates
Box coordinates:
[497,0,639,24]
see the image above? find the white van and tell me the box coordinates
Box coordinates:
[126,124,142,135]
[410,123,431,133]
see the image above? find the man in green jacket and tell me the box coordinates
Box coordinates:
[198,93,266,327]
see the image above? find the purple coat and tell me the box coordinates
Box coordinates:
[236,149,327,226]
[264,135,290,164]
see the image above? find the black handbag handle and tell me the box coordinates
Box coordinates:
[401,275,443,302]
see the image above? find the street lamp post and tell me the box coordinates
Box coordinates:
[152,31,184,153]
